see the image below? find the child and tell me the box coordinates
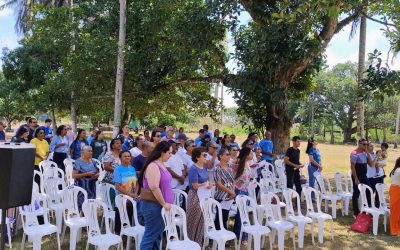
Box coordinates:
[0,122,6,141]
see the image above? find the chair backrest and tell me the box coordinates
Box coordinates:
[115,194,141,229]
[261,168,275,180]
[43,166,65,181]
[334,172,344,194]
[236,195,260,227]
[48,152,54,161]
[62,185,87,220]
[162,204,189,243]
[375,183,388,210]
[358,184,377,210]
[19,192,50,231]
[83,199,112,236]
[315,175,333,195]
[64,158,75,185]
[200,198,225,232]
[33,170,45,193]
[43,176,65,205]
[282,188,303,217]
[93,159,105,182]
[303,186,322,214]
[39,160,58,173]
[97,182,116,211]
[247,181,259,202]
[259,178,277,194]
[260,192,283,222]
[348,170,353,192]
[173,189,188,210]
[274,159,284,170]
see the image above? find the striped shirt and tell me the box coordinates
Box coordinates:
[213,164,235,201]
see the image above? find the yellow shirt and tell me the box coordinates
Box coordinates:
[31,138,49,165]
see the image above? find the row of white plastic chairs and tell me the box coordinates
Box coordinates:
[258,161,391,235]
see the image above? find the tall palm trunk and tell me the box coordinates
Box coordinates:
[356,14,366,139]
[113,0,127,138]
[395,101,400,148]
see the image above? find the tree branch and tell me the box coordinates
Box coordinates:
[168,73,236,87]
[364,14,396,27]
[239,0,264,24]
[335,8,363,34]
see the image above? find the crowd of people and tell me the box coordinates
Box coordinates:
[1,117,400,248]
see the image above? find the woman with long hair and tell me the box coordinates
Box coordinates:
[70,128,89,160]
[306,137,322,192]
[103,138,122,184]
[186,147,210,245]
[11,126,29,143]
[31,128,50,186]
[116,123,134,151]
[232,147,254,245]
[150,130,162,147]
[390,158,400,235]
[214,148,236,230]
[50,125,70,172]
[90,130,108,160]
[139,141,173,250]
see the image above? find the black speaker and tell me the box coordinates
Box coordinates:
[0,143,35,209]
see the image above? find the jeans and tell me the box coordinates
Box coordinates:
[308,165,319,198]
[215,200,230,230]
[234,189,248,241]
[140,201,164,250]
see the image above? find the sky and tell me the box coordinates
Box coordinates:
[1,4,399,107]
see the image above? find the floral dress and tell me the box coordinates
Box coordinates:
[232,163,254,192]
[103,151,121,183]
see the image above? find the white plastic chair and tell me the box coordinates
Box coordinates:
[161,204,201,250]
[43,176,66,233]
[39,160,58,173]
[43,166,65,182]
[235,195,272,250]
[260,192,296,250]
[303,186,333,244]
[82,199,122,250]
[375,183,390,233]
[98,182,116,232]
[347,170,353,194]
[63,158,75,185]
[93,158,105,182]
[115,195,144,250]
[315,175,342,218]
[172,189,188,240]
[282,189,314,248]
[274,160,287,191]
[200,198,237,250]
[334,172,352,216]
[258,179,286,222]
[19,192,61,250]
[358,184,386,235]
[61,186,89,250]
[33,170,45,194]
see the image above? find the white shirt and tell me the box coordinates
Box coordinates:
[206,153,220,171]
[177,147,187,158]
[129,147,142,158]
[367,153,384,178]
[391,168,400,185]
[165,153,185,190]
[181,153,194,187]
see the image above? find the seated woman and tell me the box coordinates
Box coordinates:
[11,126,29,143]
[72,146,99,209]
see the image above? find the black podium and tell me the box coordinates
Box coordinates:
[0,143,35,250]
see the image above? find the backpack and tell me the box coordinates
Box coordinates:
[351,212,372,233]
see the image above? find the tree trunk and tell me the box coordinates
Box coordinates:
[330,122,335,144]
[269,121,291,156]
[343,128,352,143]
[356,14,366,139]
[395,101,400,148]
[375,128,379,143]
[113,0,127,138]
[323,125,326,141]
[51,107,57,130]
[382,128,387,143]
[70,91,77,132]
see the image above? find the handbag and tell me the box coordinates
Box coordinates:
[351,212,372,233]
[140,188,159,203]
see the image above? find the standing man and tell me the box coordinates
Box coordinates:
[194,129,205,146]
[130,134,145,158]
[205,141,219,184]
[203,124,212,137]
[27,117,39,142]
[165,139,187,190]
[86,127,99,145]
[38,119,53,143]
[351,138,374,217]
[259,131,274,163]
[230,134,240,150]
[132,141,153,174]
[284,136,304,195]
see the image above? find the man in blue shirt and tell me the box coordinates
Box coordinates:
[194,129,205,146]
[229,134,240,150]
[0,122,6,141]
[203,124,212,138]
[86,126,99,145]
[259,131,274,163]
[39,119,53,143]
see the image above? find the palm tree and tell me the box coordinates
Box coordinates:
[356,14,367,139]
[0,0,67,34]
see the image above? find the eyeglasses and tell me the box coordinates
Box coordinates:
[211,146,217,149]
[224,153,230,156]
[202,153,208,157]
[190,145,196,147]
[31,121,38,124]
[231,149,238,152]
[155,135,161,137]
[248,143,254,146]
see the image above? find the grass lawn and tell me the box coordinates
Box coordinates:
[7,142,400,249]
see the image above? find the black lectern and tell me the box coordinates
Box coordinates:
[0,143,35,250]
